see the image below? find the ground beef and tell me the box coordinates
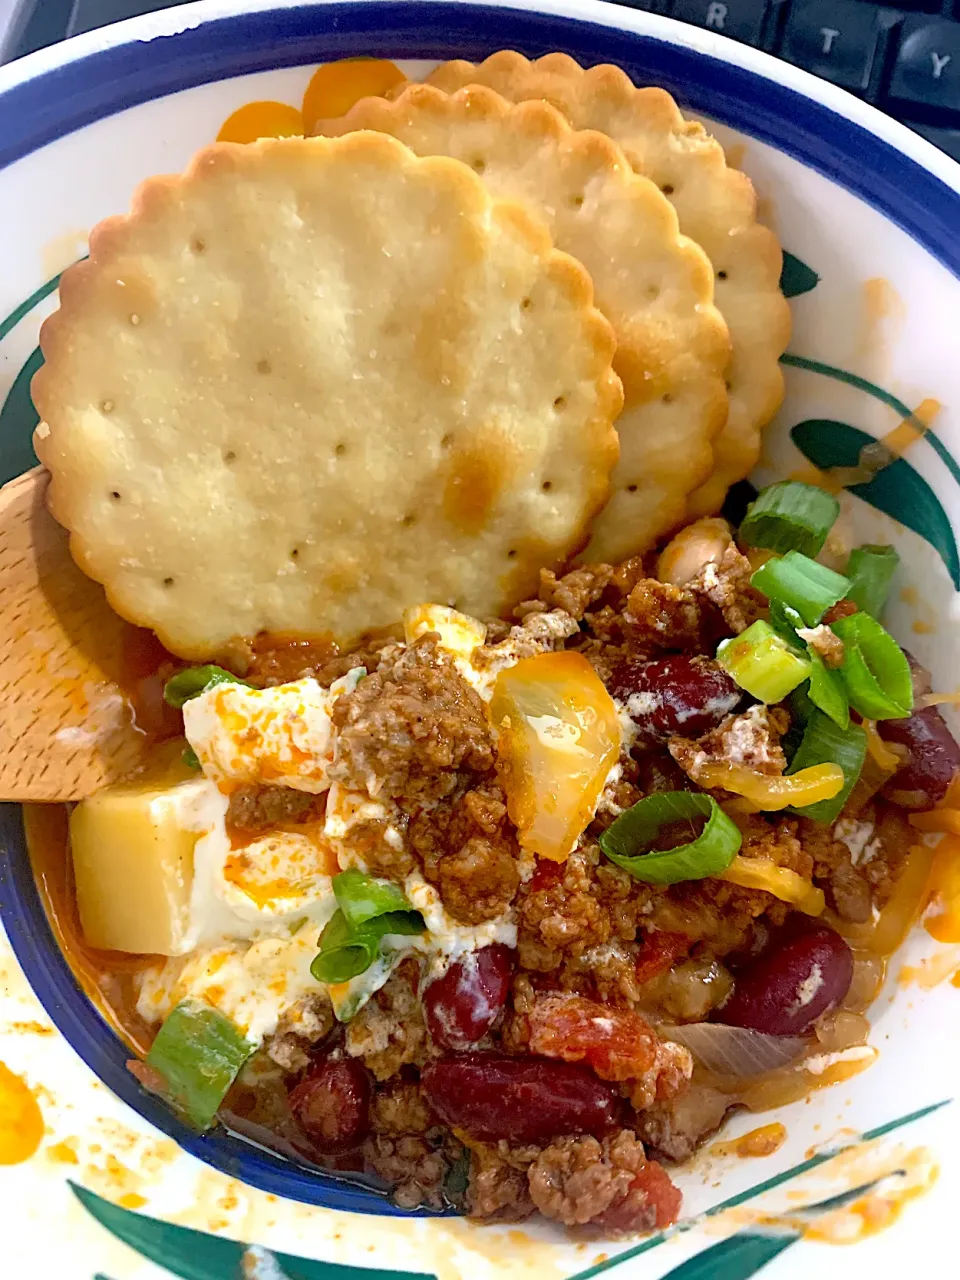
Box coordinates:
[800,820,873,923]
[345,960,428,1080]
[862,802,914,905]
[518,834,796,973]
[559,940,644,1008]
[364,1133,458,1209]
[515,846,616,971]
[466,1141,538,1221]
[574,631,630,685]
[226,784,326,834]
[528,1131,680,1232]
[265,994,335,1073]
[634,1087,733,1163]
[528,1134,636,1226]
[330,636,494,805]
[622,578,720,651]
[797,623,845,667]
[471,610,581,687]
[408,783,521,924]
[331,813,416,880]
[740,814,813,878]
[524,564,614,621]
[670,705,790,781]
[642,877,789,958]
[687,544,765,635]
[369,1077,435,1135]
[802,801,913,917]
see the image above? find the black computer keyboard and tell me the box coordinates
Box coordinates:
[7,0,960,163]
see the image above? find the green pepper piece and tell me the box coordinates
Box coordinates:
[143,1000,254,1131]
[163,665,251,709]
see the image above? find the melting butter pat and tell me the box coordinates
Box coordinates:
[70,747,224,955]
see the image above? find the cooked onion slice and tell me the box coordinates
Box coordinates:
[664,1023,808,1077]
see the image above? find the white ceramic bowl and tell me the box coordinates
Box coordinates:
[1,3,958,1277]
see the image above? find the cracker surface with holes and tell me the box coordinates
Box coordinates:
[316,83,730,562]
[33,132,621,659]
[424,51,791,519]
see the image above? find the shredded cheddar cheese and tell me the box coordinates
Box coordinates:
[862,719,905,772]
[720,856,825,915]
[696,762,844,811]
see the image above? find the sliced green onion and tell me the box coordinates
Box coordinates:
[182,745,201,770]
[599,792,741,885]
[831,613,913,720]
[328,951,402,1023]
[806,648,850,730]
[163,665,251,709]
[781,686,812,764]
[767,602,850,728]
[845,544,900,619]
[143,1000,254,1131]
[751,552,850,627]
[767,599,804,645]
[717,619,812,703]
[311,907,424,985]
[787,709,867,824]
[739,481,840,558]
[332,869,414,930]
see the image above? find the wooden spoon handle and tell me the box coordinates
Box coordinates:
[0,467,149,801]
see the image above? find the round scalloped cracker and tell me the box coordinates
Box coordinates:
[316,83,730,563]
[33,132,622,660]
[425,51,791,519]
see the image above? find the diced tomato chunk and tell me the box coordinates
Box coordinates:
[527,994,662,1083]
[597,1160,683,1232]
[529,857,565,893]
[634,931,690,985]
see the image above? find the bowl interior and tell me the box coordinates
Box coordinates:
[0,0,958,1230]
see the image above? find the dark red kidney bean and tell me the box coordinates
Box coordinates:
[715,923,853,1036]
[607,655,743,742]
[880,706,960,810]
[903,650,933,699]
[423,945,513,1051]
[421,1052,619,1143]
[288,1056,371,1150]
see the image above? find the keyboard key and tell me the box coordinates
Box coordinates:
[912,122,960,161]
[781,0,886,91]
[68,0,190,36]
[889,18,960,117]
[616,0,674,12]
[671,0,768,46]
[855,0,938,12]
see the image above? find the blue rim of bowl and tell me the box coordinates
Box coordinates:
[2,0,960,1219]
[0,0,959,274]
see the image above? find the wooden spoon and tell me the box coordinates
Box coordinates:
[0,467,152,801]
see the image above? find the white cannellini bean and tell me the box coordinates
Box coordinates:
[657,518,733,587]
